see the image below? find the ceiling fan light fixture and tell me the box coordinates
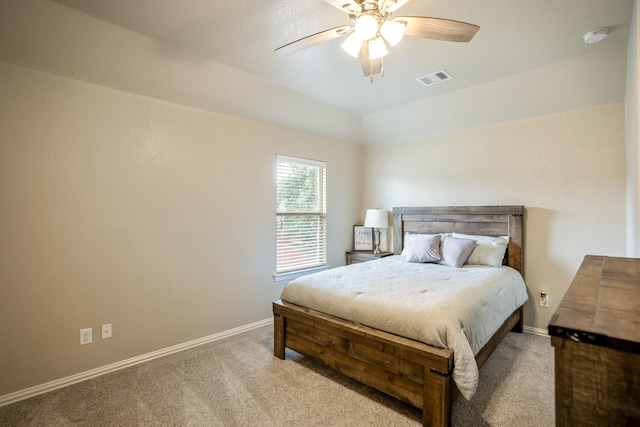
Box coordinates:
[380,20,405,46]
[341,32,363,57]
[275,1,480,82]
[368,37,388,60]
[381,0,398,11]
[355,14,379,40]
[341,3,360,14]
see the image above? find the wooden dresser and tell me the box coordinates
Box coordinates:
[548,255,640,426]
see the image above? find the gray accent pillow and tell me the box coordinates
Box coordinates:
[401,234,441,263]
[438,237,477,268]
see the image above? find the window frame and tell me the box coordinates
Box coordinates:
[274,155,328,281]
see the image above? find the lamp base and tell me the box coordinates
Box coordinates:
[373,229,381,254]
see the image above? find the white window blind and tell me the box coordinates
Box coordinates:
[276,155,326,274]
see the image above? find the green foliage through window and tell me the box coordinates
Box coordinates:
[276,155,326,273]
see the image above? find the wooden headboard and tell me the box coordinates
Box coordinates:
[393,206,525,275]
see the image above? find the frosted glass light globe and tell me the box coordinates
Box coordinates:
[368,37,388,59]
[380,20,405,46]
[355,14,379,41]
[341,32,363,57]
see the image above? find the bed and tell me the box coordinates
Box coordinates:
[273,206,526,426]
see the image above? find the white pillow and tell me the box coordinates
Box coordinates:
[401,233,442,263]
[452,233,509,267]
[438,237,477,268]
[402,232,421,248]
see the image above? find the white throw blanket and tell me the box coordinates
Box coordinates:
[280,256,528,400]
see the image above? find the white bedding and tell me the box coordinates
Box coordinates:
[280,255,528,400]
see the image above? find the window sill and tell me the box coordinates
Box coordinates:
[272,266,330,282]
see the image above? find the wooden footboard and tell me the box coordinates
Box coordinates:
[274,299,523,427]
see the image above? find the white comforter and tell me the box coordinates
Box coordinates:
[280,256,528,400]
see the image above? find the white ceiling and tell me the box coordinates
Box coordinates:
[48,0,634,116]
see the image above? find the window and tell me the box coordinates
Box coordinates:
[276,155,326,275]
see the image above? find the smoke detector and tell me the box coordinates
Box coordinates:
[583,28,608,44]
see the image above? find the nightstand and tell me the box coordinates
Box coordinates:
[346,250,393,265]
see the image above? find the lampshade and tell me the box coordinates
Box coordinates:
[354,14,379,41]
[380,20,406,46]
[341,32,363,58]
[364,209,389,228]
[368,37,388,60]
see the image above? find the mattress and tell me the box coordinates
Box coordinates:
[280,255,529,399]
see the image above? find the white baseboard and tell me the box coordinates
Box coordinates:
[1,318,548,407]
[523,325,549,337]
[0,318,273,408]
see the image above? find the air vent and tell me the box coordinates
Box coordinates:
[416,70,453,87]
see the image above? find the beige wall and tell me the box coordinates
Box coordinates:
[627,0,640,257]
[0,0,635,403]
[361,104,627,330]
[0,0,362,144]
[361,47,628,145]
[0,62,361,396]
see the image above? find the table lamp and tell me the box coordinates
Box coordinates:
[364,209,389,254]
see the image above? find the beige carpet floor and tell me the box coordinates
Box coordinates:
[0,325,555,426]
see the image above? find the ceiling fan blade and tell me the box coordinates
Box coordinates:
[275,25,352,54]
[393,16,479,42]
[361,42,383,81]
[379,0,411,14]
[322,0,361,14]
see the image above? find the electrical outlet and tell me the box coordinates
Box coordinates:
[80,327,92,345]
[102,323,112,339]
[540,292,549,307]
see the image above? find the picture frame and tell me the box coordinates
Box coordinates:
[353,225,373,251]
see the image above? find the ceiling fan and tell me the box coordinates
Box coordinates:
[275,0,480,82]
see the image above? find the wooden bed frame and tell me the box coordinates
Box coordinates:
[273,206,525,426]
